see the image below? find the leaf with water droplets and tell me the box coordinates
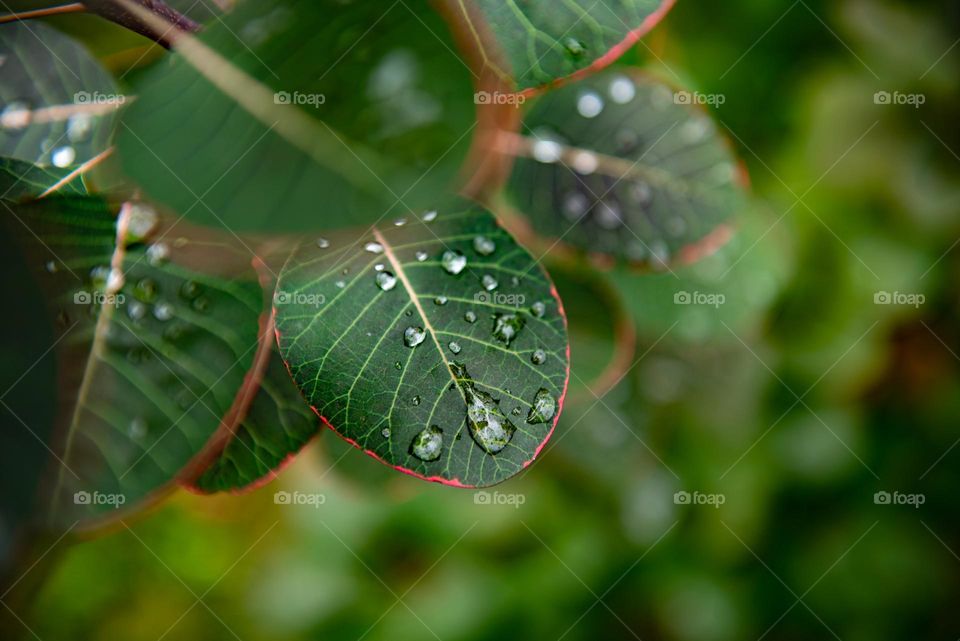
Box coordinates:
[0,22,119,167]
[275,205,569,487]
[504,71,746,268]
[438,0,675,93]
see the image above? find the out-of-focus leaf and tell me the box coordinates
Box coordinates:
[0,157,86,201]
[504,70,745,268]
[274,205,569,487]
[116,0,476,232]
[0,21,120,166]
[440,0,675,93]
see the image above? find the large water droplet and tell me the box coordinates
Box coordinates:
[404,326,426,348]
[441,250,467,275]
[492,313,524,347]
[531,349,546,365]
[577,92,604,118]
[450,363,516,455]
[526,388,557,424]
[364,241,384,254]
[51,146,75,168]
[410,425,443,461]
[376,271,397,291]
[473,235,496,256]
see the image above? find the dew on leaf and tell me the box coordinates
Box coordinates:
[448,341,461,354]
[381,428,391,438]
[563,192,590,220]
[146,243,169,266]
[127,300,146,321]
[191,296,209,312]
[415,250,428,262]
[66,113,94,142]
[577,92,604,118]
[394,361,402,371]
[563,36,585,57]
[51,146,76,168]
[441,250,467,275]
[609,75,637,104]
[153,301,174,321]
[133,278,158,303]
[492,313,524,347]
[530,301,546,318]
[128,417,148,440]
[526,388,557,424]
[1,101,32,129]
[422,210,438,222]
[630,181,653,206]
[394,217,407,226]
[404,326,426,348]
[374,263,385,272]
[464,310,477,323]
[126,202,158,242]
[532,139,562,163]
[44,260,57,273]
[410,425,443,461]
[473,236,496,256]
[315,237,330,249]
[531,349,546,365]
[180,281,201,300]
[571,151,598,175]
[595,201,623,229]
[376,271,397,291]
[335,280,346,289]
[364,241,384,254]
[412,395,421,406]
[450,362,516,455]
[481,274,498,291]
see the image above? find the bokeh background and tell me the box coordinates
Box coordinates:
[4,0,960,639]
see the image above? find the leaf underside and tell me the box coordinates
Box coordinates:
[275,206,569,487]
[507,70,744,266]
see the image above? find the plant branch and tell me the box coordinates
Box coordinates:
[0,2,86,24]
[81,0,200,48]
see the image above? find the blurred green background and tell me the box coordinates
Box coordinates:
[5,0,960,639]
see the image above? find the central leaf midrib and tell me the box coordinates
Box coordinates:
[372,227,465,403]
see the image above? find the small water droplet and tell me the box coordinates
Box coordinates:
[180,281,201,300]
[531,301,546,318]
[376,271,397,291]
[464,310,477,323]
[66,113,94,142]
[448,341,461,354]
[481,274,498,291]
[527,388,557,424]
[51,146,76,168]
[595,200,623,229]
[441,250,467,275]
[45,260,58,273]
[577,92,604,118]
[434,295,448,306]
[394,217,407,226]
[609,75,636,104]
[412,395,421,406]
[410,425,443,461]
[405,309,413,317]
[492,313,524,347]
[153,301,174,321]
[374,263,385,272]
[630,181,653,206]
[315,237,330,249]
[473,236,496,256]
[146,243,170,266]
[381,428,391,438]
[511,276,521,287]
[133,278,158,303]
[563,192,590,220]
[511,406,522,416]
[128,417,148,440]
[127,300,147,321]
[191,296,209,312]
[571,151,598,175]
[680,117,712,144]
[404,326,426,348]
[422,210,438,222]
[126,202,158,242]
[563,36,585,57]
[532,139,562,163]
[415,250,428,262]
[394,361,402,370]
[335,280,346,289]
[364,241,384,254]
[341,268,349,275]
[450,363,516,455]
[531,349,546,365]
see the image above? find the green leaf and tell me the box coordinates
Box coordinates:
[116,0,476,232]
[0,156,86,202]
[504,70,746,267]
[189,349,319,494]
[274,205,569,487]
[1,187,272,526]
[0,21,120,166]
[443,0,675,93]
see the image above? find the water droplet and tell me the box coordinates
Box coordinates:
[531,301,546,318]
[609,75,636,104]
[481,274,498,291]
[680,117,712,144]
[1,101,31,129]
[341,268,349,275]
[154,301,174,321]
[335,280,346,289]
[374,263,385,272]
[630,181,653,206]
[563,192,590,220]
[191,296,209,312]
[450,363,516,455]
[422,210,438,222]
[464,310,477,323]
[133,278,158,303]
[526,388,557,424]
[492,313,524,347]
[531,349,546,365]
[532,139,562,163]
[128,417,148,440]
[364,241,384,254]
[315,237,330,249]
[393,217,407,227]
[616,128,642,154]
[146,243,170,266]
[51,146,75,168]
[511,406,522,416]
[412,395,421,406]
[66,113,93,142]
[127,300,146,321]
[577,92,604,118]
[441,250,467,275]
[45,260,58,273]
[563,37,585,57]
[415,250,428,262]
[404,326,426,348]
[595,201,623,229]
[473,235,496,256]
[434,295,448,306]
[125,202,158,242]
[180,281,201,300]
[571,151,598,175]
[448,341,461,354]
[106,268,124,293]
[376,271,397,291]
[394,360,402,371]
[405,309,413,317]
[410,425,443,461]
[381,428,391,438]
